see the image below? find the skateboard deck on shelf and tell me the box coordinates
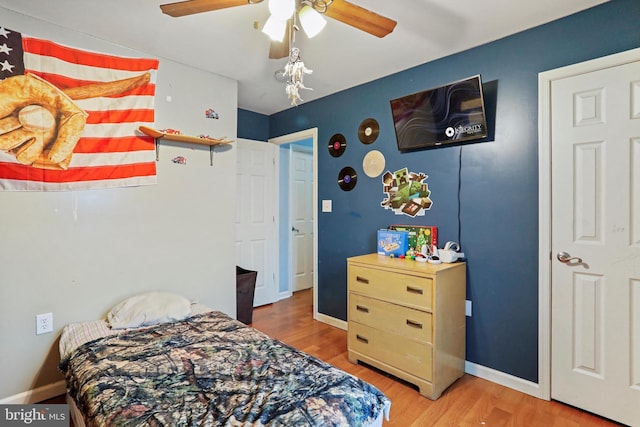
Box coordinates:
[138,126,233,146]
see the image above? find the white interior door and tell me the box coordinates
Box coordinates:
[290,145,314,292]
[236,139,278,307]
[550,58,640,426]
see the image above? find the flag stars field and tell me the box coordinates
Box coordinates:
[0,59,13,72]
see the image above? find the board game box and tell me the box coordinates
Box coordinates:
[377,229,409,257]
[388,225,438,252]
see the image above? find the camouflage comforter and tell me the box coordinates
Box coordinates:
[59,311,390,426]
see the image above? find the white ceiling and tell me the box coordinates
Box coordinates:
[0,0,608,115]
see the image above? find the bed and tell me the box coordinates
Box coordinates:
[58,292,390,426]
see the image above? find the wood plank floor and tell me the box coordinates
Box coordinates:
[44,289,623,426]
[251,289,622,427]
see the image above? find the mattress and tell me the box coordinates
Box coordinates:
[59,309,390,426]
[58,302,212,360]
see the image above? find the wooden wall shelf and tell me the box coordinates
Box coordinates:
[138,126,233,146]
[138,126,233,165]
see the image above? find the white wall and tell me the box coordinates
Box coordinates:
[0,8,238,399]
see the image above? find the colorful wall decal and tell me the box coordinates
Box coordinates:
[380,167,432,217]
[205,108,219,119]
[362,150,385,178]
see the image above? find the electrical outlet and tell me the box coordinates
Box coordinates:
[36,312,53,335]
[465,300,472,317]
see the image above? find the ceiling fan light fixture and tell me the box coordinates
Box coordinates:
[299,4,326,38]
[268,0,295,20]
[262,15,288,41]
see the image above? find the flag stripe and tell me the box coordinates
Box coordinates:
[74,137,155,154]
[23,37,159,71]
[69,150,156,167]
[75,95,156,111]
[80,122,151,139]
[27,70,156,96]
[0,161,157,183]
[0,175,157,192]
[24,51,158,83]
[1,148,156,167]
[84,109,155,125]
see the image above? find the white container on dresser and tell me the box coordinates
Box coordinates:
[347,253,466,400]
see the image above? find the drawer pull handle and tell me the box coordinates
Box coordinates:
[356,305,369,313]
[356,276,370,284]
[406,286,424,295]
[356,334,369,344]
[406,319,423,329]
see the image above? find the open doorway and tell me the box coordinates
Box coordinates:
[289,144,314,293]
[270,128,318,318]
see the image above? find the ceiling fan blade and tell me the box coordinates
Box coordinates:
[160,0,252,17]
[324,0,397,38]
[268,20,292,59]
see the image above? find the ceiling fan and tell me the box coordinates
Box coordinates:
[159,0,397,59]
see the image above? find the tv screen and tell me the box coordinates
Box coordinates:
[390,75,488,151]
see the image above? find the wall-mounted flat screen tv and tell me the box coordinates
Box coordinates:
[390,75,488,151]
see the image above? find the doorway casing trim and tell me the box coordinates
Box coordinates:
[538,46,640,402]
[269,128,337,326]
[288,144,313,294]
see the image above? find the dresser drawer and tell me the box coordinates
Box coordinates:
[349,322,433,381]
[348,265,433,311]
[349,293,432,344]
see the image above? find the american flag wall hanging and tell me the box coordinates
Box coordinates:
[0,25,159,191]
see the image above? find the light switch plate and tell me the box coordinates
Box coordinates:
[322,200,332,212]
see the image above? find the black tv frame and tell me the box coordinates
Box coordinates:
[390,75,489,151]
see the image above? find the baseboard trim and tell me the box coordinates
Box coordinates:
[278,291,292,301]
[0,380,66,404]
[315,312,347,331]
[464,361,543,399]
[314,314,543,399]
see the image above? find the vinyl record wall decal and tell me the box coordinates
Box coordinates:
[338,166,357,191]
[358,118,379,144]
[328,133,347,157]
[363,150,385,178]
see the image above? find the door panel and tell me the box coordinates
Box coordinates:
[291,146,313,291]
[550,59,640,426]
[236,139,278,307]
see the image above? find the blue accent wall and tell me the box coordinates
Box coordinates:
[238,0,640,383]
[238,108,269,141]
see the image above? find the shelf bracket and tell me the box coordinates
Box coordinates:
[154,139,216,166]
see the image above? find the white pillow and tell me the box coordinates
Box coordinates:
[107,291,192,329]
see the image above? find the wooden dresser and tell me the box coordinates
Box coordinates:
[347,253,466,399]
